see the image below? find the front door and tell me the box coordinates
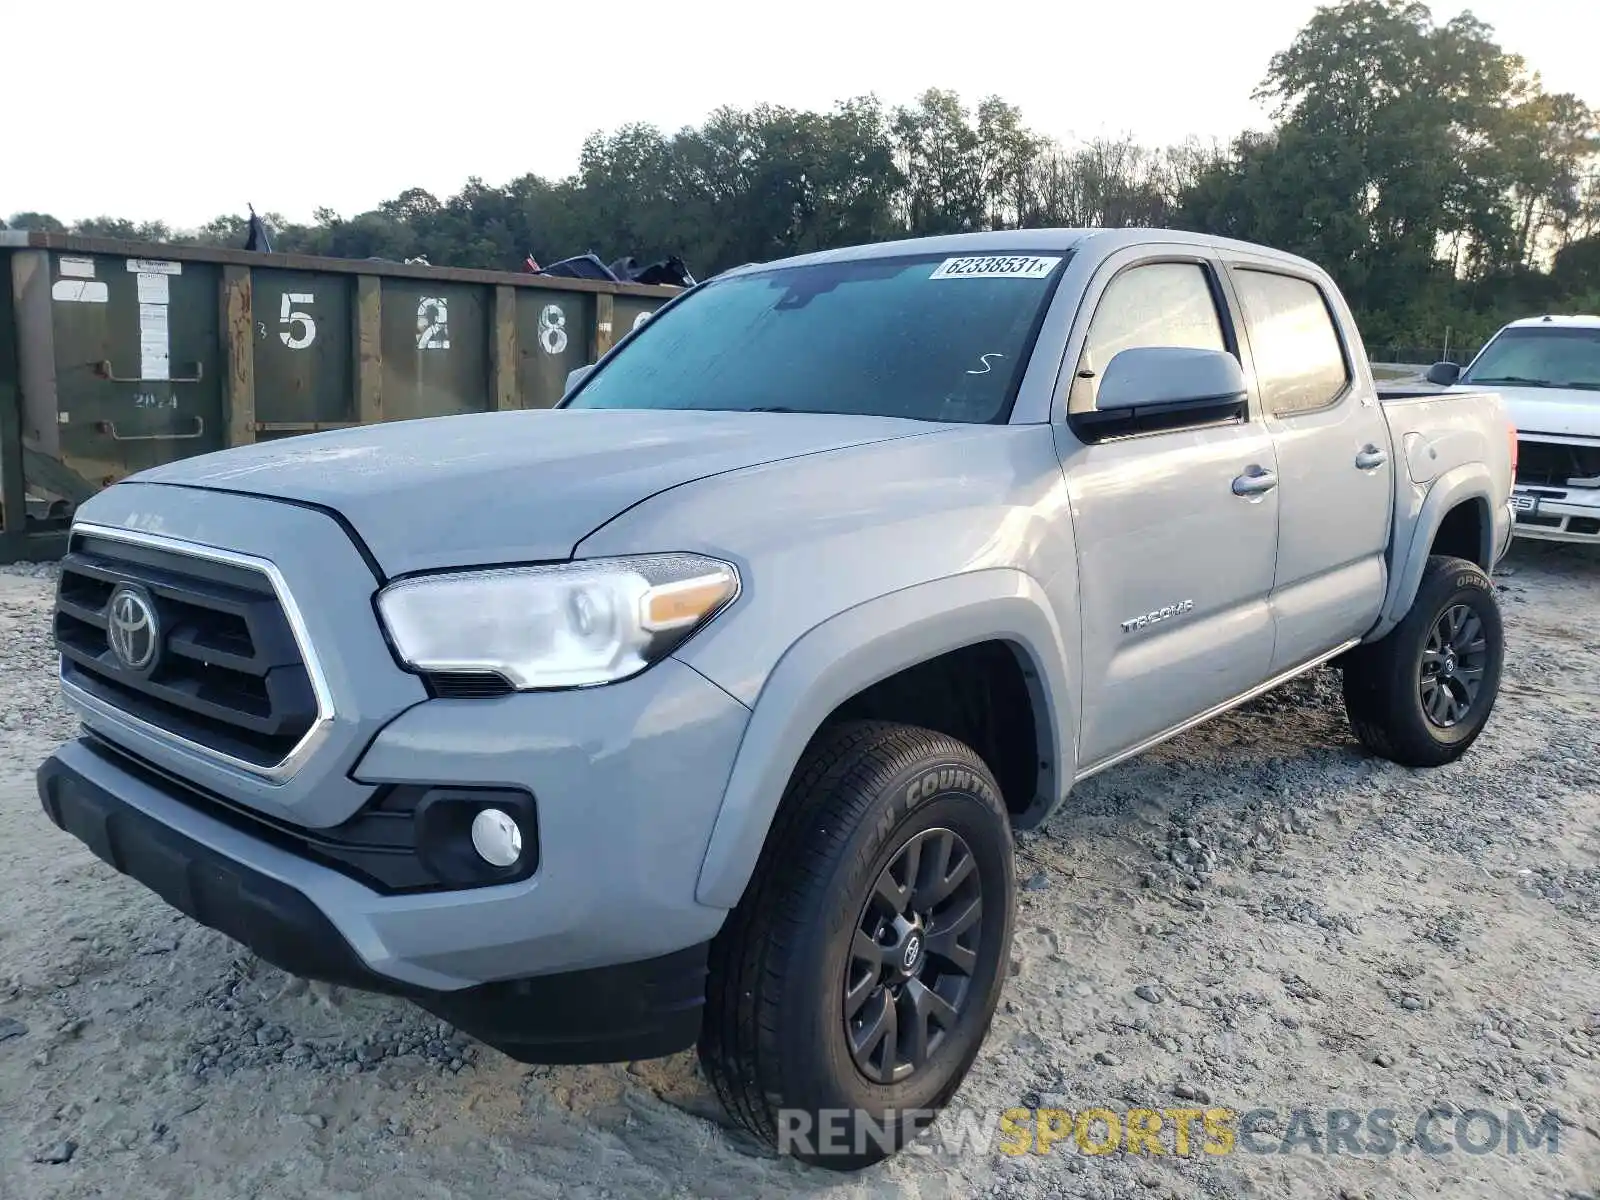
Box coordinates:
[1055,251,1281,769]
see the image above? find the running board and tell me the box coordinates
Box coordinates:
[1073,639,1362,783]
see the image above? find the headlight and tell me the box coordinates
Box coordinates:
[376,554,739,690]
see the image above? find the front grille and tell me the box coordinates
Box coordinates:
[1516,438,1600,488]
[54,530,320,770]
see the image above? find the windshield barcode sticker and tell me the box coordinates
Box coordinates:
[930,255,1061,280]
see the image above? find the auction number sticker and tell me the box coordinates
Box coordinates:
[930,255,1061,280]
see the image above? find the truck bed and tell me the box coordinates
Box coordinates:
[1373,385,1514,625]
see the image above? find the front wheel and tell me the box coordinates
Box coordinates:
[698,721,1015,1170]
[1341,555,1504,767]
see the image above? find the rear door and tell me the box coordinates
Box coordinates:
[1221,259,1392,673]
[1054,247,1281,769]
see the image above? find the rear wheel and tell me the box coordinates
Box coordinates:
[698,721,1015,1170]
[1342,555,1504,767]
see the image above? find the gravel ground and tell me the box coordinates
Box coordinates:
[0,542,1596,1200]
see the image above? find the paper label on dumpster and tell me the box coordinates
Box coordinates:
[59,257,96,278]
[136,272,170,305]
[126,258,181,275]
[52,280,108,303]
[139,303,170,380]
[929,255,1061,280]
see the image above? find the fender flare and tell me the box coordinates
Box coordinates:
[1370,463,1494,641]
[692,568,1075,909]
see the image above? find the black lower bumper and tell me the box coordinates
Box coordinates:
[37,750,709,1064]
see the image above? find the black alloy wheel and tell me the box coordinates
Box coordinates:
[1342,554,1504,768]
[698,720,1016,1169]
[844,826,983,1085]
[1419,602,1490,728]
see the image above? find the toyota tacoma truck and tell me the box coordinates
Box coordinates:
[1426,314,1600,544]
[38,229,1515,1168]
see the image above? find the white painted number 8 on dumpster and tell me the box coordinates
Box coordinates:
[538,304,567,355]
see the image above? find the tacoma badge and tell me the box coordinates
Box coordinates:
[1121,599,1195,634]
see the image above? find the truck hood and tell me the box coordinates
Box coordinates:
[1475,385,1600,440]
[132,408,935,576]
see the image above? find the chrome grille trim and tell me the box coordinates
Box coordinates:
[58,522,336,784]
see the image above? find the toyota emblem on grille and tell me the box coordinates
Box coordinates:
[107,585,160,672]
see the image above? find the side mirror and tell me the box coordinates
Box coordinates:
[1094,346,1247,411]
[1424,361,1461,387]
[1077,346,1247,440]
[563,364,595,395]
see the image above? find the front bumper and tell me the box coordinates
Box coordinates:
[38,655,752,1059]
[1510,487,1600,543]
[38,751,707,1063]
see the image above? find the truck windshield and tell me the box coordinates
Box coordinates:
[564,252,1069,423]
[1463,326,1600,392]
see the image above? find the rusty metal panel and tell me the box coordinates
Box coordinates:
[251,268,356,438]
[220,266,255,447]
[12,250,59,460]
[516,289,596,409]
[379,280,489,421]
[491,285,518,411]
[354,276,383,424]
[45,250,225,494]
[591,293,616,360]
[0,247,25,542]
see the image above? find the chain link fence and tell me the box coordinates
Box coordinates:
[1366,342,1485,368]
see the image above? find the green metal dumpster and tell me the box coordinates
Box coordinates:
[0,232,678,562]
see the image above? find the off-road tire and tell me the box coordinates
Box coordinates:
[698,720,1015,1170]
[1341,555,1504,767]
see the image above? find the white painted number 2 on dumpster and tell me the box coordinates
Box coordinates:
[417,298,450,350]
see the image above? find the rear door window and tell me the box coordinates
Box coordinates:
[1232,270,1351,417]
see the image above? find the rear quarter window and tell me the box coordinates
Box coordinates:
[1232,269,1350,418]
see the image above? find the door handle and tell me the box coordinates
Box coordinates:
[1355,445,1388,470]
[1232,466,1278,497]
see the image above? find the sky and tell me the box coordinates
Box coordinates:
[6,0,1595,230]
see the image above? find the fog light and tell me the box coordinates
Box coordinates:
[470,808,523,867]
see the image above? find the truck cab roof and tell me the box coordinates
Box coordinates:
[717,226,1328,278]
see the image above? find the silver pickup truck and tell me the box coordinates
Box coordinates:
[37,229,1514,1168]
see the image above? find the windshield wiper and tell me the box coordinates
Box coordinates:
[1559,381,1600,391]
[746,406,802,413]
[1469,376,1558,388]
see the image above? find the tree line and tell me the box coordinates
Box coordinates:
[8,0,1598,358]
